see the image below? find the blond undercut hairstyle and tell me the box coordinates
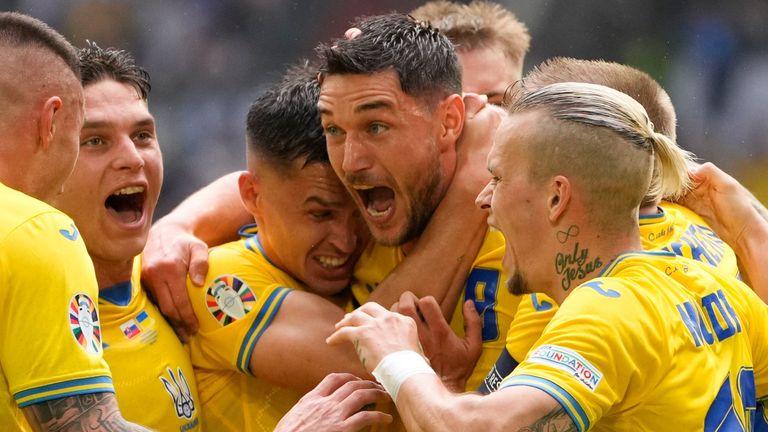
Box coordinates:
[411,0,530,66]
[508,82,692,227]
[521,58,695,206]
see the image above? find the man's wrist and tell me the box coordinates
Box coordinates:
[372,350,436,402]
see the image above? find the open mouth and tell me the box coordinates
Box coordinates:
[352,185,394,218]
[105,186,146,224]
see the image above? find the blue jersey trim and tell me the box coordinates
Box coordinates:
[501,374,589,431]
[99,281,133,306]
[638,206,665,223]
[15,376,114,407]
[597,250,677,277]
[238,223,258,239]
[236,287,291,374]
[253,234,280,269]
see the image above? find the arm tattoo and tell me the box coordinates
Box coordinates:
[24,392,144,432]
[515,405,578,432]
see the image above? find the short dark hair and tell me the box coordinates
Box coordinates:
[78,41,151,99]
[246,61,327,173]
[316,13,461,106]
[0,11,80,78]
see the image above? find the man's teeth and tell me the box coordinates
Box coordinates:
[317,256,347,268]
[366,207,389,217]
[114,186,145,195]
[352,185,374,190]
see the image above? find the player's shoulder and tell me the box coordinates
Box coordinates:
[0,184,77,242]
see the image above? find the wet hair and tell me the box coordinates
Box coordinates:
[316,13,461,107]
[0,11,80,78]
[78,41,151,99]
[246,61,327,174]
[521,58,695,205]
[411,0,530,65]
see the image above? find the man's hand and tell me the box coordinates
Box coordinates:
[679,162,762,250]
[454,93,504,195]
[327,302,422,373]
[394,293,482,393]
[141,217,208,341]
[274,373,392,432]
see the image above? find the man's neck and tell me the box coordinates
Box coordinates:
[546,227,642,304]
[95,258,134,289]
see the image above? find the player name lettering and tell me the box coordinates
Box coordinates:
[677,289,742,347]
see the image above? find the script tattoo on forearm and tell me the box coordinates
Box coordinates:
[554,226,602,291]
[24,392,137,432]
[354,339,367,369]
[515,405,578,432]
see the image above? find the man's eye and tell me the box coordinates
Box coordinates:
[82,136,105,146]
[325,125,342,136]
[369,123,388,134]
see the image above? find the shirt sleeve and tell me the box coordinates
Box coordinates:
[499,279,658,431]
[187,246,292,375]
[0,212,112,407]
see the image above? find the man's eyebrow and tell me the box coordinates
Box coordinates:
[354,99,392,113]
[82,117,156,130]
[304,196,344,208]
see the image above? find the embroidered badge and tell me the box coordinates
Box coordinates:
[528,344,603,391]
[68,293,102,354]
[206,275,256,326]
[160,367,195,419]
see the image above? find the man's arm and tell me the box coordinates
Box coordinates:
[326,302,575,431]
[24,393,149,432]
[141,171,252,338]
[247,290,372,394]
[680,162,768,301]
[366,96,503,317]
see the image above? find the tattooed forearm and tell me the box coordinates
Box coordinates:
[23,392,148,432]
[515,406,578,432]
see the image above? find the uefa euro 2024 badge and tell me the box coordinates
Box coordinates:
[69,293,102,354]
[206,275,257,326]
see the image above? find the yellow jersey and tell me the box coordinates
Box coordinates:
[500,251,768,431]
[99,257,201,431]
[187,233,301,431]
[0,183,112,430]
[352,228,516,390]
[480,201,742,393]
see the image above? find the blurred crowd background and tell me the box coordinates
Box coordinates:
[3,0,767,215]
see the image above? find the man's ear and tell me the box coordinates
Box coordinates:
[548,175,572,223]
[437,94,464,152]
[238,170,261,219]
[38,96,63,151]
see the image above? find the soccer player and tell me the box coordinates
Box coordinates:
[328,82,768,431]
[410,0,530,105]
[178,63,396,431]
[50,43,201,431]
[478,57,744,394]
[0,12,145,431]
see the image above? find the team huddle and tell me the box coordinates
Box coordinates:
[2,2,767,431]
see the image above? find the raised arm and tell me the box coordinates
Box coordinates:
[24,393,149,432]
[680,162,768,301]
[366,96,503,317]
[141,171,252,338]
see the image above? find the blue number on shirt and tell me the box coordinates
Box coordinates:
[705,368,756,431]
[465,268,500,341]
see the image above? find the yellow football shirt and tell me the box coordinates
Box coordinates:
[351,228,517,391]
[500,251,768,431]
[99,257,201,431]
[480,201,743,393]
[187,233,301,431]
[0,183,112,430]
